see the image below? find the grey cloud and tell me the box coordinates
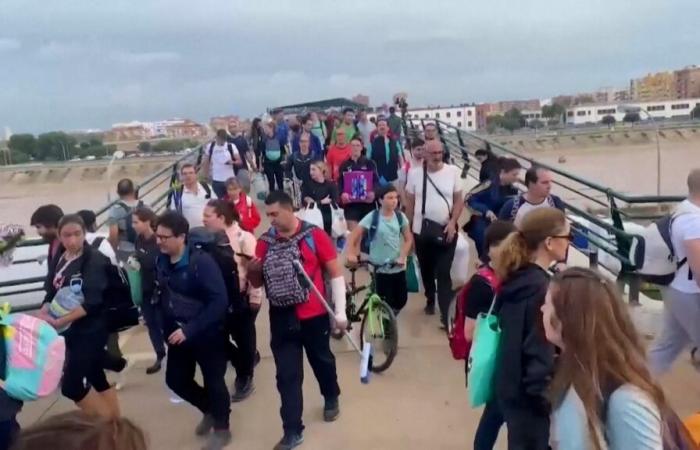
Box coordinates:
[0,38,20,52]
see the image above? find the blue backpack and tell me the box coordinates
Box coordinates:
[360,210,404,254]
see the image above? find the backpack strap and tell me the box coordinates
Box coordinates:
[367,210,381,245]
[227,143,235,160]
[395,210,404,229]
[200,182,212,199]
[91,236,105,250]
[208,141,216,160]
[476,266,501,292]
[510,195,524,221]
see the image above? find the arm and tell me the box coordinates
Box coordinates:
[467,189,491,215]
[108,224,119,251]
[686,239,700,289]
[498,198,515,221]
[345,225,365,262]
[450,189,465,228]
[405,192,416,228]
[606,387,663,450]
[249,202,261,230]
[182,254,228,339]
[521,286,555,404]
[398,219,413,262]
[200,153,211,179]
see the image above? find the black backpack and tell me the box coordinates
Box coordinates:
[88,238,140,332]
[116,200,143,244]
[188,227,243,311]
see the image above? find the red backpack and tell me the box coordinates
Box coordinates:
[449,266,500,360]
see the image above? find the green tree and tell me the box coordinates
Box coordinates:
[138,141,152,153]
[36,132,78,161]
[601,115,616,126]
[691,105,700,120]
[530,119,545,129]
[622,112,641,123]
[8,134,37,159]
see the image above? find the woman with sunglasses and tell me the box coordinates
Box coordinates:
[490,207,571,450]
[39,214,119,420]
[543,267,696,450]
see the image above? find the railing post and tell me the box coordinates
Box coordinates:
[456,129,470,179]
[588,247,599,269]
[628,275,641,306]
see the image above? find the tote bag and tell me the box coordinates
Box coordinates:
[295,202,324,229]
[406,255,420,293]
[467,295,501,407]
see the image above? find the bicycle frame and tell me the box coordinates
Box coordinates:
[346,264,387,335]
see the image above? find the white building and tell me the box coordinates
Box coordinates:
[521,109,543,123]
[565,98,700,125]
[404,105,478,131]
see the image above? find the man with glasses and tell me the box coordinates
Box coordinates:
[291,116,323,160]
[405,140,464,325]
[154,211,231,450]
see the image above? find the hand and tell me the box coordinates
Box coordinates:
[304,197,314,205]
[168,329,187,345]
[394,256,407,268]
[320,196,331,205]
[346,253,359,268]
[225,160,234,166]
[485,211,497,222]
[365,191,375,202]
[444,221,457,243]
[333,313,348,333]
[341,193,351,204]
[249,302,262,312]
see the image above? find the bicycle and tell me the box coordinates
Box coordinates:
[343,260,399,373]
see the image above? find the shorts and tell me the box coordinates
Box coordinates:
[344,203,376,222]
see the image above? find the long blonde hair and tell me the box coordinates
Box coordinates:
[310,160,329,181]
[547,267,695,450]
[491,207,566,280]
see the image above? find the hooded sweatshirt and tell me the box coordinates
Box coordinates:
[495,263,555,416]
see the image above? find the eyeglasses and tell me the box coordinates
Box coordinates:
[550,232,574,242]
[155,234,176,241]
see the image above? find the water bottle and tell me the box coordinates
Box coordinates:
[49,280,84,333]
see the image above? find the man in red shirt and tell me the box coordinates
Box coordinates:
[253,191,346,450]
[326,127,352,182]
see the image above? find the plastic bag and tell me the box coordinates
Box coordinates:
[252,172,268,201]
[295,202,324,229]
[451,232,471,287]
[331,203,348,238]
[406,254,420,293]
[467,297,501,407]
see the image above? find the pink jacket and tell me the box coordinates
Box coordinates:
[225,223,263,306]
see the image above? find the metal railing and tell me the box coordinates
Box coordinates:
[0,150,199,311]
[406,118,685,303]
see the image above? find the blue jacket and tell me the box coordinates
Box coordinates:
[467,179,519,217]
[498,194,565,221]
[276,122,289,148]
[291,133,323,159]
[156,247,228,340]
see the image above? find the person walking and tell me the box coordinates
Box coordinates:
[40,214,119,420]
[331,108,357,144]
[369,118,404,187]
[338,136,379,231]
[499,166,564,227]
[356,110,376,149]
[476,144,499,182]
[325,128,352,183]
[262,121,286,192]
[490,207,570,450]
[168,163,215,228]
[202,129,243,199]
[648,168,700,375]
[544,267,695,449]
[29,204,64,268]
[404,140,463,325]
[223,177,261,233]
[291,116,323,160]
[309,112,327,152]
[227,121,254,193]
[346,185,413,314]
[302,161,339,236]
[155,211,231,450]
[131,206,166,375]
[251,191,346,450]
[249,118,265,171]
[107,178,142,263]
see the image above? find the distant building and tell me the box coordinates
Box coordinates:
[475,103,498,130]
[210,115,240,132]
[106,119,207,141]
[496,99,540,113]
[675,65,700,99]
[565,97,700,125]
[404,104,477,131]
[352,94,370,106]
[106,122,150,141]
[630,71,676,101]
[270,97,366,116]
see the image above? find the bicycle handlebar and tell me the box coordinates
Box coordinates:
[346,259,403,270]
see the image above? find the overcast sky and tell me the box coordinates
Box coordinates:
[1,0,699,133]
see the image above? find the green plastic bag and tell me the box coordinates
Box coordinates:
[126,268,143,307]
[467,297,501,407]
[406,255,420,293]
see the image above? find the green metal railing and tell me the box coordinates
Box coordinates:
[1,150,198,311]
[406,118,685,303]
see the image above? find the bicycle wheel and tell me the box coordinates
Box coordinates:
[360,296,398,373]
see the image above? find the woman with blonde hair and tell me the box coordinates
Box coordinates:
[301,160,339,235]
[490,207,571,449]
[543,267,696,450]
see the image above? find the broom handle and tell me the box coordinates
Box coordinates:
[292,260,362,355]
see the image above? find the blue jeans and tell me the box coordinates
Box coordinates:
[467,217,488,261]
[142,300,166,359]
[474,399,504,450]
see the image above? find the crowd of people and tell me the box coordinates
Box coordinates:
[2,105,700,450]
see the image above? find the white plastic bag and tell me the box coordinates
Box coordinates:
[252,172,268,201]
[450,232,471,287]
[295,202,324,229]
[331,203,348,238]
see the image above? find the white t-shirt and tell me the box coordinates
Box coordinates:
[85,232,118,266]
[513,197,558,227]
[209,142,239,182]
[170,183,217,228]
[406,164,461,234]
[670,199,700,293]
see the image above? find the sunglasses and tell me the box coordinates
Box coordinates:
[550,232,574,242]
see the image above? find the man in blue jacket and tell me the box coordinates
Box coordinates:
[291,116,323,159]
[498,167,564,227]
[155,211,231,450]
[275,110,290,149]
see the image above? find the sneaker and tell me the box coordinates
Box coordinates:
[195,414,215,437]
[146,358,163,375]
[273,433,304,450]
[202,429,231,450]
[323,397,340,422]
[424,303,435,316]
[230,378,255,403]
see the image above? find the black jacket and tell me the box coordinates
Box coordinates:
[495,263,554,415]
[135,234,159,303]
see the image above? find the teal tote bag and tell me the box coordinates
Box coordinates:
[467,295,501,407]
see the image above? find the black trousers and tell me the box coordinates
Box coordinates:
[270,309,340,434]
[264,162,284,192]
[413,233,457,325]
[62,330,110,402]
[502,406,550,450]
[227,309,256,384]
[165,331,231,430]
[375,271,408,314]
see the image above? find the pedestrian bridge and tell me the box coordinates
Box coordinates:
[1,118,696,449]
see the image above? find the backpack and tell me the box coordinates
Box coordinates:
[259,222,317,307]
[360,209,402,254]
[0,312,65,402]
[448,266,500,360]
[170,182,212,213]
[209,141,236,162]
[116,200,143,244]
[188,227,243,311]
[89,238,140,332]
[636,212,693,286]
